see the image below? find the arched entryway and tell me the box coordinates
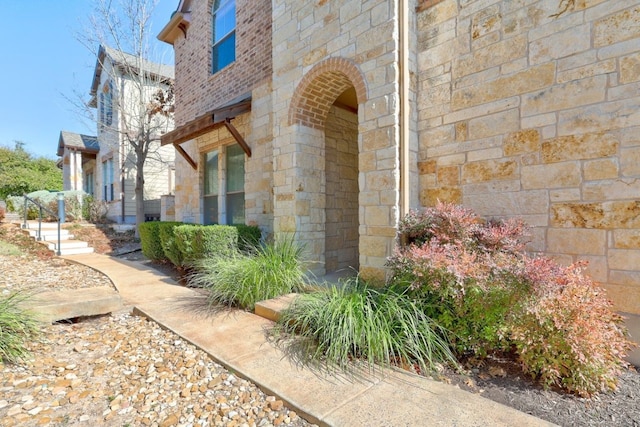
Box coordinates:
[287,58,367,278]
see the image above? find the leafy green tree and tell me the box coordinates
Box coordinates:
[0,142,62,199]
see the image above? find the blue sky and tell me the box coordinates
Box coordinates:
[0,1,176,159]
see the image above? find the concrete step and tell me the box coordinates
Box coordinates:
[20,286,122,323]
[26,229,73,240]
[254,293,299,322]
[59,247,95,255]
[39,240,89,250]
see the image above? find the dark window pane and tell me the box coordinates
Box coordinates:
[204,150,219,196]
[204,195,219,225]
[212,32,235,73]
[226,144,244,193]
[226,192,244,225]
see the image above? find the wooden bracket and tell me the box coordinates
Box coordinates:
[224,118,251,157]
[173,143,197,170]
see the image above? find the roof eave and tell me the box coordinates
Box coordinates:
[158,11,190,45]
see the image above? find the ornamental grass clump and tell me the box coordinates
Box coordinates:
[387,202,633,396]
[0,291,40,363]
[275,278,456,375]
[189,235,306,310]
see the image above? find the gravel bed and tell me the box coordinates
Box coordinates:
[0,225,315,427]
[0,314,314,427]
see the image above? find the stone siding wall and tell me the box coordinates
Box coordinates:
[416,0,640,312]
[172,0,272,126]
[173,100,274,235]
[273,0,406,278]
[325,105,359,272]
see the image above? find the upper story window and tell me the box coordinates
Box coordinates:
[211,0,236,74]
[99,81,113,126]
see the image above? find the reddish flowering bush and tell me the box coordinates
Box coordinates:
[511,259,633,397]
[388,202,633,396]
[0,206,5,222]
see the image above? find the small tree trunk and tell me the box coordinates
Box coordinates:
[134,148,146,238]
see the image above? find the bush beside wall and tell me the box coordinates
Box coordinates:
[139,222,165,261]
[174,224,238,266]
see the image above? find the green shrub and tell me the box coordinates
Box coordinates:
[158,221,184,267]
[174,224,238,265]
[139,221,165,261]
[234,224,261,252]
[190,235,306,310]
[0,291,40,363]
[275,279,456,374]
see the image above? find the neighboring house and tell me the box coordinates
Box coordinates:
[83,45,175,224]
[57,131,99,195]
[159,0,640,314]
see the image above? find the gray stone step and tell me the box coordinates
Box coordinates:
[20,286,122,323]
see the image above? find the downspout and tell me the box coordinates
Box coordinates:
[399,0,410,218]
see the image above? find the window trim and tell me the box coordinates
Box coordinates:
[211,0,236,74]
[202,144,245,225]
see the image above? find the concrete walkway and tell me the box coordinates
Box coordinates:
[63,253,555,427]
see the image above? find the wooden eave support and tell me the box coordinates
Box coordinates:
[161,99,252,169]
[224,118,251,157]
[173,143,197,170]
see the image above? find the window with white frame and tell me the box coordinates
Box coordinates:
[99,81,113,126]
[102,159,114,201]
[211,0,235,74]
[85,172,94,196]
[203,144,245,225]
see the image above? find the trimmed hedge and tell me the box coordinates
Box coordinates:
[139,222,165,261]
[158,221,185,267]
[234,224,261,252]
[175,224,238,266]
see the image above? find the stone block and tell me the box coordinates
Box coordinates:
[437,165,460,185]
[609,249,640,271]
[530,24,590,65]
[453,35,526,79]
[360,235,392,258]
[468,109,519,140]
[550,188,582,202]
[462,159,518,184]
[621,147,640,176]
[614,230,640,249]
[621,52,640,84]
[583,179,640,201]
[365,206,391,227]
[522,75,607,117]
[547,228,606,255]
[541,132,618,163]
[521,162,580,189]
[579,255,608,284]
[463,189,548,216]
[467,147,503,162]
[452,63,555,110]
[594,6,640,47]
[583,158,619,181]
[551,201,640,229]
[558,98,640,135]
[557,59,616,84]
[504,129,541,156]
[601,282,640,314]
[420,186,461,206]
[418,160,437,175]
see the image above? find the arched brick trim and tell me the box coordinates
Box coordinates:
[288,57,368,129]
